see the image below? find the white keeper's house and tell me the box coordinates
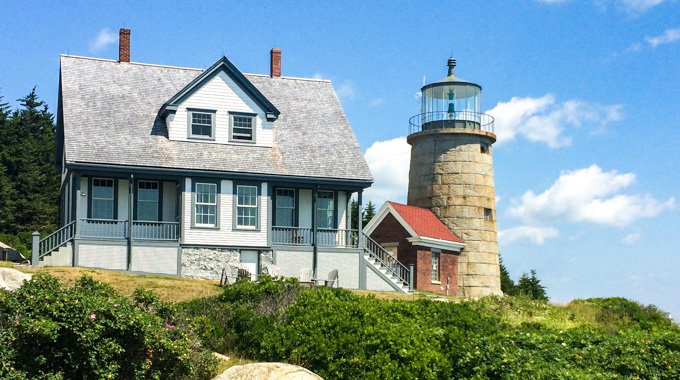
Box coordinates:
[34,29,412,293]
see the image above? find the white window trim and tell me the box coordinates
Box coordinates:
[229,111,256,144]
[194,182,218,228]
[431,250,441,284]
[187,109,216,141]
[235,184,259,230]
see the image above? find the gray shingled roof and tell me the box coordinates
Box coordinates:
[59,55,373,184]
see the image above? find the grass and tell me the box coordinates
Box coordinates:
[0,261,14,268]
[15,266,223,303]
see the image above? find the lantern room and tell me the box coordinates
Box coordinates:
[410,58,494,133]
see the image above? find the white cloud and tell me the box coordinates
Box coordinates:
[363,137,410,205]
[336,81,357,101]
[507,164,675,227]
[312,72,324,80]
[369,98,384,107]
[622,28,680,54]
[90,28,117,53]
[537,0,666,14]
[645,28,680,48]
[498,226,559,245]
[622,232,642,245]
[486,95,624,148]
[617,0,665,13]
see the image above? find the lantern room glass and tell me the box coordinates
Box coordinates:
[421,83,481,122]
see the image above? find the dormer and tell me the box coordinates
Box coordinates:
[160,55,280,147]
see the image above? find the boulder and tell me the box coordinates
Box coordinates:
[213,362,323,380]
[0,268,32,291]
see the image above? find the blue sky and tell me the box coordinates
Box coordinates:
[1,1,678,317]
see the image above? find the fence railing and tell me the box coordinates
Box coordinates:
[78,219,179,241]
[272,227,359,248]
[363,234,411,285]
[409,111,495,134]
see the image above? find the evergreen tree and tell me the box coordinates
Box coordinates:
[363,201,376,227]
[516,269,548,301]
[350,199,359,230]
[0,89,59,235]
[0,95,15,231]
[499,254,517,296]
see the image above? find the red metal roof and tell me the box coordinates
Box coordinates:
[388,202,462,243]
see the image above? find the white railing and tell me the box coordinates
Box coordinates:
[409,111,495,134]
[272,227,358,248]
[363,234,411,285]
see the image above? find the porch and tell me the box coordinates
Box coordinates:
[271,226,358,248]
[78,219,180,241]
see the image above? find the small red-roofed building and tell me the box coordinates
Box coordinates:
[363,202,465,295]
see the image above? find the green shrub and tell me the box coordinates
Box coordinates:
[0,274,217,379]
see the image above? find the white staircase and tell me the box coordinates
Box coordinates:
[32,221,76,267]
[363,234,411,293]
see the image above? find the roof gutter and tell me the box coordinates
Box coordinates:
[407,236,465,252]
[66,161,373,189]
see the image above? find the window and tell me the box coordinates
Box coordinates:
[484,208,494,221]
[137,181,159,221]
[229,112,255,142]
[480,143,490,154]
[195,183,217,227]
[317,191,335,229]
[91,178,115,219]
[275,188,295,227]
[431,250,440,283]
[188,110,215,139]
[236,185,258,228]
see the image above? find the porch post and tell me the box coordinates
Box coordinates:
[409,264,415,292]
[357,189,363,248]
[127,174,134,271]
[312,186,318,279]
[31,232,40,266]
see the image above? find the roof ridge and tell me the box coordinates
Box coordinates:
[60,55,330,82]
[61,54,205,72]
[245,73,331,83]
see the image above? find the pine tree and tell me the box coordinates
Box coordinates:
[516,269,548,301]
[499,254,517,296]
[0,95,15,232]
[0,89,59,234]
[363,201,376,227]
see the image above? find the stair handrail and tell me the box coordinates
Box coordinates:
[32,221,76,265]
[363,233,410,285]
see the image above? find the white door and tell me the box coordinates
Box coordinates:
[240,250,259,281]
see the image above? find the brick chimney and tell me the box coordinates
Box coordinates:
[119,28,131,63]
[270,48,281,77]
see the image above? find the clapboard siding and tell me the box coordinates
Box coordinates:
[182,178,268,246]
[299,189,313,228]
[338,191,347,230]
[167,72,273,147]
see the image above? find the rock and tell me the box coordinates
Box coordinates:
[0,268,32,291]
[213,362,323,380]
[212,352,230,362]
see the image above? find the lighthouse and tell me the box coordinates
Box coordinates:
[406,58,502,297]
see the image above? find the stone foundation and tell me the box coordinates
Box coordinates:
[181,247,240,280]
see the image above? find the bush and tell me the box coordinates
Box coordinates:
[0,274,217,379]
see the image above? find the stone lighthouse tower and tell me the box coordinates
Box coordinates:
[407,58,502,297]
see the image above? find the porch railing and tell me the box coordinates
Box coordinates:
[363,234,410,285]
[132,221,180,240]
[78,219,179,241]
[272,227,359,248]
[32,221,76,265]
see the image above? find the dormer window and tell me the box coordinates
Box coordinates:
[229,112,256,143]
[188,109,215,140]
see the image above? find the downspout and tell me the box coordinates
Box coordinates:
[312,186,318,279]
[127,174,134,271]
